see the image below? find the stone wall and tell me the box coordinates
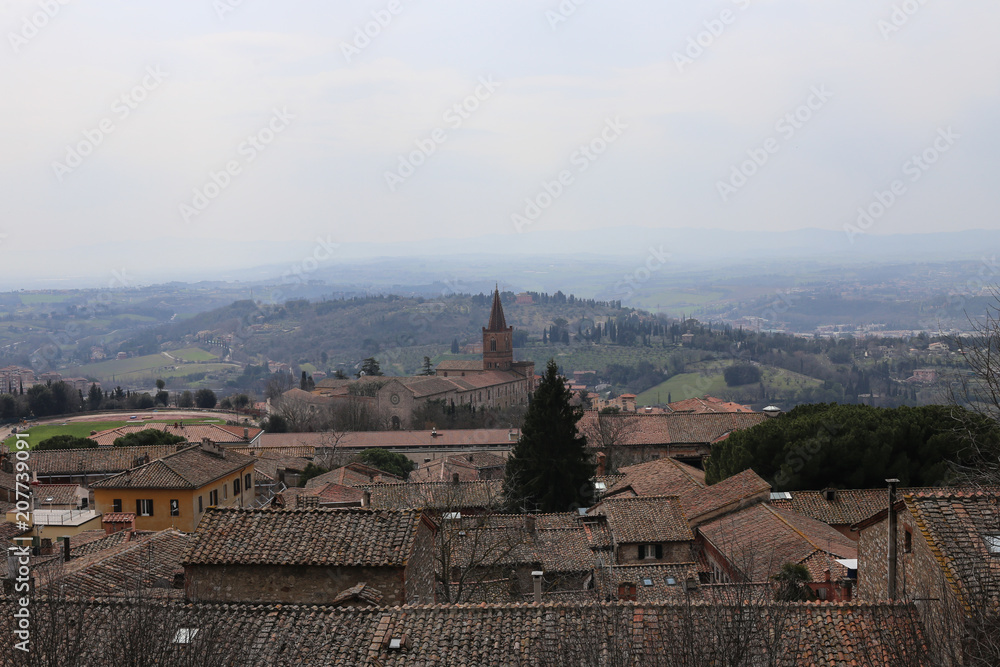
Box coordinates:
[617,541,691,565]
[404,518,438,604]
[186,563,409,606]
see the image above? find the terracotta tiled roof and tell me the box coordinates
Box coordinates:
[666,396,754,414]
[772,487,937,527]
[364,480,505,511]
[31,484,84,507]
[90,445,254,490]
[18,598,929,665]
[603,458,769,525]
[590,495,694,543]
[444,513,612,580]
[0,470,16,491]
[30,444,181,476]
[330,582,383,606]
[578,411,767,445]
[259,428,520,450]
[102,513,136,523]
[434,360,483,371]
[682,469,771,521]
[698,503,857,582]
[184,507,427,567]
[902,488,1000,609]
[411,452,508,483]
[313,483,365,505]
[39,529,190,598]
[69,529,133,557]
[601,563,700,601]
[0,520,28,542]
[87,422,261,447]
[305,462,403,489]
[250,455,313,482]
[604,456,706,498]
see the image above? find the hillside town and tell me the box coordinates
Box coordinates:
[2,289,998,665]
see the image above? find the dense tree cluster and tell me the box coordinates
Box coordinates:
[705,403,999,490]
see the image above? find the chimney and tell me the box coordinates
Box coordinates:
[525,515,536,534]
[887,478,900,601]
[363,489,371,507]
[63,537,71,562]
[531,571,544,603]
[243,427,249,441]
[596,452,606,477]
[452,472,460,485]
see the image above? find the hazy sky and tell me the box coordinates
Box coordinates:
[3,0,999,285]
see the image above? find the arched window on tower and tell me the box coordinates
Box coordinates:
[490,338,497,352]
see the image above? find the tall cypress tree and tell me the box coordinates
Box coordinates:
[504,359,595,512]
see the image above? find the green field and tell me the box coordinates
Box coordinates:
[636,371,730,405]
[4,417,226,448]
[636,362,824,406]
[171,347,220,362]
[19,293,72,304]
[65,352,238,384]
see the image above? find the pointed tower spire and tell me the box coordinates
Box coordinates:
[486,285,507,331]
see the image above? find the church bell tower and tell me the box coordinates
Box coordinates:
[483,286,513,371]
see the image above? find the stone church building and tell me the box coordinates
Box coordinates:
[373,287,536,428]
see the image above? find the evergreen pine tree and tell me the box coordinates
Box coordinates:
[503,359,595,512]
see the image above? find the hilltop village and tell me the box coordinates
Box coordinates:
[1,289,997,665]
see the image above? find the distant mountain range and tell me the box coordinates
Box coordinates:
[22,227,1000,291]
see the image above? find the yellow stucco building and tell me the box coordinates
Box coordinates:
[91,440,255,533]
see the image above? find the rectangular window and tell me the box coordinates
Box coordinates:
[637,544,646,559]
[170,499,179,517]
[654,544,664,560]
[904,528,913,553]
[112,499,122,513]
[209,490,218,506]
[198,496,203,513]
[233,478,241,495]
[245,473,252,491]
[223,483,227,500]
[136,499,153,516]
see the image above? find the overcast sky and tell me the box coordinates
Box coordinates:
[3,0,999,286]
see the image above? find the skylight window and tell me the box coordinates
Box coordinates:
[443,512,461,520]
[666,577,677,586]
[985,534,1000,555]
[594,481,607,491]
[172,628,199,644]
[642,578,653,587]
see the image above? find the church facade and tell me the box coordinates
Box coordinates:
[374,288,536,428]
